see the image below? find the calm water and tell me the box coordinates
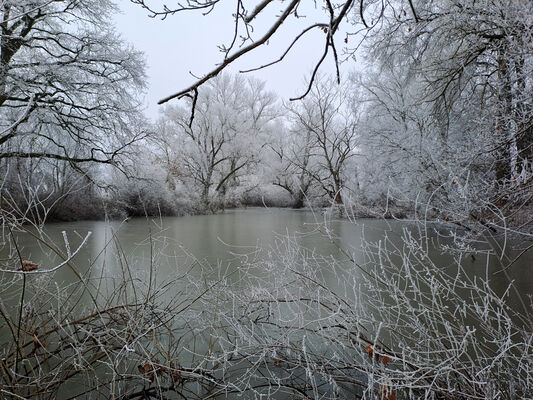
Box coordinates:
[2,208,532,398]
[1,207,530,329]
[5,207,533,300]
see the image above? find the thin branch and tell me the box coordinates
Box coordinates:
[189,88,199,127]
[224,0,243,59]
[360,0,369,28]
[157,0,300,105]
[290,42,329,101]
[290,0,355,101]
[240,24,327,73]
[408,0,419,23]
[245,0,275,23]
[0,232,92,274]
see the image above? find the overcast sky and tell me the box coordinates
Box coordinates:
[113,2,350,120]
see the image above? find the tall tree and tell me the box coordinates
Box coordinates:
[361,0,533,222]
[266,125,315,208]
[287,77,358,205]
[0,0,147,167]
[158,74,278,212]
[0,0,148,221]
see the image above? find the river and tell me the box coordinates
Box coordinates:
[1,208,532,399]
[8,207,532,297]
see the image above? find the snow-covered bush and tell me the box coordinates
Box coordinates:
[191,220,533,399]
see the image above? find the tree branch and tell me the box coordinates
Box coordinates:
[157,0,300,105]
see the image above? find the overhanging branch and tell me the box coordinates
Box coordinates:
[157,0,299,105]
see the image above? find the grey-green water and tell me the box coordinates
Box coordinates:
[8,208,532,296]
[2,208,532,399]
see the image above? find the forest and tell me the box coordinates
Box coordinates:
[0,0,531,229]
[0,1,532,399]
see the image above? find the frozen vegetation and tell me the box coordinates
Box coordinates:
[0,0,532,399]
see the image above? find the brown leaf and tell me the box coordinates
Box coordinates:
[171,369,182,383]
[138,363,152,374]
[21,260,38,272]
[379,385,396,400]
[138,361,164,383]
[365,344,374,359]
[32,335,45,349]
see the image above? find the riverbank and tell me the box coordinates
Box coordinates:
[6,182,531,238]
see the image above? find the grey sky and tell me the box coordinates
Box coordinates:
[113,2,348,120]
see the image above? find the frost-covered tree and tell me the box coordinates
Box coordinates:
[355,0,533,224]
[266,124,315,208]
[132,0,533,222]
[287,77,358,205]
[0,0,148,221]
[0,0,146,166]
[158,74,278,212]
[355,66,452,209]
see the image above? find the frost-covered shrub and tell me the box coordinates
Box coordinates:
[45,184,106,221]
[241,184,294,207]
[191,221,532,399]
[0,158,107,222]
[108,159,193,218]
[0,214,222,399]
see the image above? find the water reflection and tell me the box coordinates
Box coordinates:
[3,208,532,306]
[2,208,532,398]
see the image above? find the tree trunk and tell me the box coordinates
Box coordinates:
[292,192,305,208]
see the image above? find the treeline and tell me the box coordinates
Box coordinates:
[1,0,532,229]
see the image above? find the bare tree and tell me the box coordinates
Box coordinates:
[158,74,278,212]
[287,76,358,205]
[0,0,147,168]
[267,125,315,208]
